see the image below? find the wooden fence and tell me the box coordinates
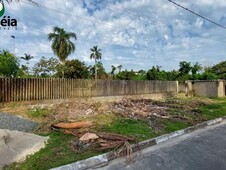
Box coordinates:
[0,78,178,102]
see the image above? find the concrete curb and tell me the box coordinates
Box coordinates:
[51,116,226,170]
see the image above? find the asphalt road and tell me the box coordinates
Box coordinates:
[0,113,38,132]
[94,121,226,170]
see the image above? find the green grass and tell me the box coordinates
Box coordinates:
[98,118,157,141]
[163,120,189,133]
[27,107,49,118]
[200,100,226,119]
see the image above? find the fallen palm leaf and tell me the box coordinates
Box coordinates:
[115,142,134,162]
[97,132,134,142]
[98,141,125,150]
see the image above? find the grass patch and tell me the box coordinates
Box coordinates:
[27,107,49,118]
[98,117,157,141]
[163,120,189,133]
[200,100,226,120]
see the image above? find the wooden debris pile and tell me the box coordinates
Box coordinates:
[111,99,169,118]
[51,121,135,151]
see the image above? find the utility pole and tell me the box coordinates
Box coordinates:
[11,35,15,55]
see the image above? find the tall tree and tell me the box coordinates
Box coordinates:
[179,61,192,76]
[48,26,77,78]
[21,53,33,65]
[0,50,19,77]
[191,62,202,75]
[20,53,33,75]
[117,65,122,73]
[211,60,226,79]
[56,59,89,79]
[89,62,107,79]
[111,65,116,79]
[147,66,167,80]
[32,56,59,77]
[90,45,102,80]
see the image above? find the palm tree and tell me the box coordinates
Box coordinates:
[21,53,33,65]
[111,65,116,79]
[48,26,77,78]
[192,62,202,75]
[20,53,33,75]
[3,0,37,4]
[90,46,102,80]
[117,65,122,73]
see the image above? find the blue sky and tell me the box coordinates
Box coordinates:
[0,0,226,72]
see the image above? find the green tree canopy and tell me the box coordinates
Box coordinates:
[191,62,202,75]
[32,56,59,77]
[116,69,136,80]
[56,59,89,79]
[89,61,107,79]
[48,27,77,65]
[146,66,167,80]
[111,65,116,78]
[179,61,192,76]
[0,50,19,77]
[211,60,226,79]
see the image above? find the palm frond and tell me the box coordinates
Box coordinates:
[48,26,77,63]
[4,0,38,5]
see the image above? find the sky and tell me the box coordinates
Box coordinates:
[0,0,226,72]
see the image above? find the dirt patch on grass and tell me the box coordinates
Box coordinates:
[0,96,215,134]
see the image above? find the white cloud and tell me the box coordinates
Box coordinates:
[0,0,225,72]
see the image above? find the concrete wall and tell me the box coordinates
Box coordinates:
[186,80,225,97]
[178,82,186,93]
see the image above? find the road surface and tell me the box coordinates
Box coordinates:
[93,121,226,170]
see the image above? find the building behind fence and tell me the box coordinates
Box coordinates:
[0,78,178,102]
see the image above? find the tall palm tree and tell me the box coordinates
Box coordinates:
[48,26,77,78]
[117,65,122,73]
[90,46,102,80]
[20,53,33,75]
[21,53,33,65]
[2,0,38,5]
[111,65,116,79]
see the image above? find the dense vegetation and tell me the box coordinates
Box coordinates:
[0,48,224,81]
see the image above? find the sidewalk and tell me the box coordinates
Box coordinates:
[0,113,48,169]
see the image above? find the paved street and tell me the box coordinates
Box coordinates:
[94,121,226,170]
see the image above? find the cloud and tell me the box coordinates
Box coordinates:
[0,0,225,72]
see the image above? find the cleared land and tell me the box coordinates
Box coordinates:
[1,95,226,170]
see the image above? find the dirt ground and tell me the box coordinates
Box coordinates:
[0,95,213,134]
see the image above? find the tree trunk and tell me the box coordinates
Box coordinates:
[61,61,65,78]
[95,58,97,81]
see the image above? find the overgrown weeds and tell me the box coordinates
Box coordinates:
[27,107,49,118]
